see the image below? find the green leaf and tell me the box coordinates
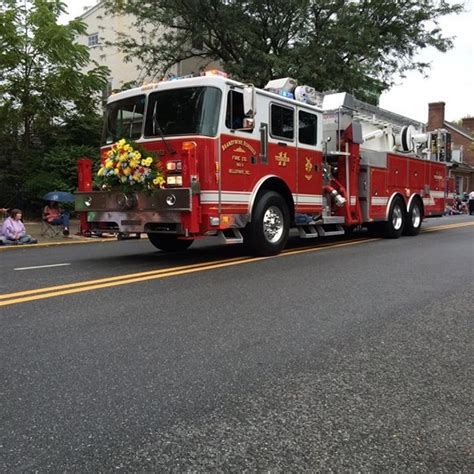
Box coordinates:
[103,0,463,103]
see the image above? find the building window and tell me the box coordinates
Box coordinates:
[102,79,113,105]
[191,34,204,50]
[88,33,99,47]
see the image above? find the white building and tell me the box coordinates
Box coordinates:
[75,1,173,94]
[76,1,218,97]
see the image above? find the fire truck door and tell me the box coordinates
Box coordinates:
[296,109,322,212]
[219,90,258,214]
[267,102,297,195]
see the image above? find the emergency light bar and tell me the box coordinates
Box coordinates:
[168,74,195,81]
[205,69,228,78]
[264,77,297,92]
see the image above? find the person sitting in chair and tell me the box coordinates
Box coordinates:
[43,201,70,236]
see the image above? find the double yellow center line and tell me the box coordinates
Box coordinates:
[1,221,472,307]
[0,238,375,307]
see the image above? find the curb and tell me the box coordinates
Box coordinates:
[0,236,117,251]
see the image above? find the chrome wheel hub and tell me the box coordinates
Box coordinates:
[411,205,421,228]
[392,204,403,230]
[263,206,284,243]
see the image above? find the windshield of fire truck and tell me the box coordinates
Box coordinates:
[144,87,221,138]
[103,95,146,144]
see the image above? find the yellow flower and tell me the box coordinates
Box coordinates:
[98,139,165,191]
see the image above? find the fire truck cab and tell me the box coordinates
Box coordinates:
[76,72,450,255]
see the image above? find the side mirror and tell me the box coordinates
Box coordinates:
[242,118,254,129]
[233,118,255,132]
[243,85,256,118]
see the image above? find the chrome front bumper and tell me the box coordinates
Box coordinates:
[75,189,192,233]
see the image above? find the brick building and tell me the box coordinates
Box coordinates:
[427,102,474,194]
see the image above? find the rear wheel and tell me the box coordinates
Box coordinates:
[147,233,193,251]
[244,191,290,256]
[383,196,405,238]
[403,199,423,236]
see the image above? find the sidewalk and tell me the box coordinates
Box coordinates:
[7,219,116,246]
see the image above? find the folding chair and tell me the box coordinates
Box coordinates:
[41,219,63,237]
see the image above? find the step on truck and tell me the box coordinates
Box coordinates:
[75,71,452,255]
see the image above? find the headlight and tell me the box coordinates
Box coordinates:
[166,160,182,171]
[166,175,183,186]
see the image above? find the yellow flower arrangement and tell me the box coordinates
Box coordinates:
[96,139,164,192]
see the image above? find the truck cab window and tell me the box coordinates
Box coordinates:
[225,90,249,131]
[103,95,145,144]
[144,86,221,137]
[299,110,318,146]
[271,104,294,140]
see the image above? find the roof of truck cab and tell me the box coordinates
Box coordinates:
[106,74,324,113]
[107,75,241,103]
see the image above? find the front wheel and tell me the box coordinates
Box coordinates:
[244,191,290,256]
[383,197,406,238]
[403,199,423,236]
[147,233,194,252]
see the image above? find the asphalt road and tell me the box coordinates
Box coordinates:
[1,216,473,471]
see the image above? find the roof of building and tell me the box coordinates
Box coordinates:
[444,121,474,141]
[78,1,102,20]
[449,161,474,172]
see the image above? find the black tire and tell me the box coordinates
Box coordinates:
[244,191,290,256]
[383,196,406,238]
[147,233,193,251]
[403,199,423,236]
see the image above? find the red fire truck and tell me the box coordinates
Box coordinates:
[76,71,452,255]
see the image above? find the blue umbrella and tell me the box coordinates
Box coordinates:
[43,191,75,203]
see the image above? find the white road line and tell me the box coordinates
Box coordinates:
[14,263,72,271]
